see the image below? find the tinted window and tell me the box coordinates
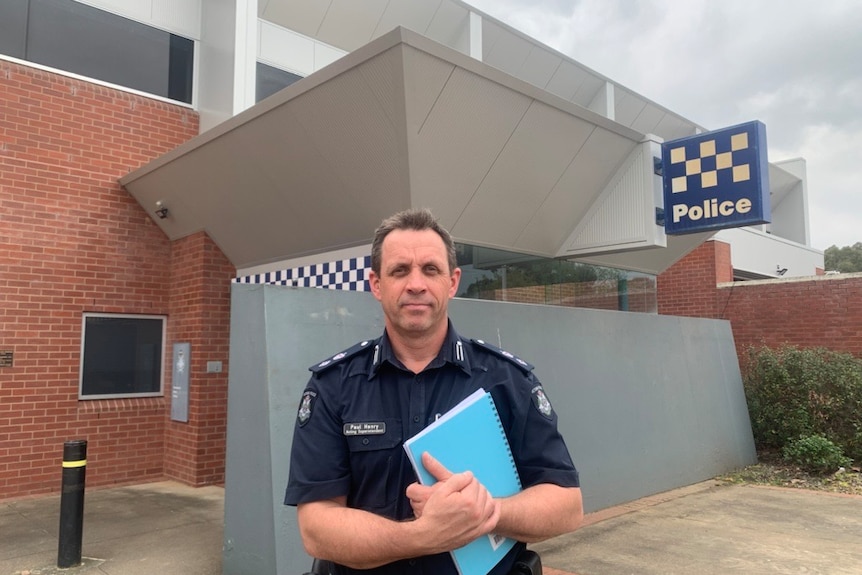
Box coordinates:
[0,0,28,58]
[0,0,193,104]
[256,61,302,102]
[80,315,165,398]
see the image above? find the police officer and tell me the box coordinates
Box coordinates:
[285,208,582,575]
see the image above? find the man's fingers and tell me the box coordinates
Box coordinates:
[405,481,428,501]
[421,451,454,482]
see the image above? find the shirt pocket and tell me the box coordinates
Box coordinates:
[345,418,402,512]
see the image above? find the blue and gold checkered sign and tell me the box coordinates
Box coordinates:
[662,120,771,235]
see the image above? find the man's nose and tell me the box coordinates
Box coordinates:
[405,268,427,291]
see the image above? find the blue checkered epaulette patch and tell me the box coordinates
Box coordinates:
[309,339,376,373]
[470,339,534,373]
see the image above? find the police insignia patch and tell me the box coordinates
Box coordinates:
[531,385,553,419]
[297,390,316,426]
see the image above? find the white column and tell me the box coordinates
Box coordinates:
[233,0,258,115]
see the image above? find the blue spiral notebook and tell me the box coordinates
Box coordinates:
[403,388,522,575]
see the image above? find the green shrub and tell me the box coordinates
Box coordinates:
[743,345,862,462]
[782,434,852,475]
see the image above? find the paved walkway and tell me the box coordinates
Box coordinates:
[1,481,224,575]
[536,481,862,575]
[2,479,862,575]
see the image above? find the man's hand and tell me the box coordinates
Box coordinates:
[409,454,584,546]
[406,452,500,550]
[405,451,449,518]
[297,453,504,569]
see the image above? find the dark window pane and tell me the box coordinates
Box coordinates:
[168,34,194,103]
[17,0,193,104]
[0,0,29,59]
[256,61,302,102]
[81,316,164,397]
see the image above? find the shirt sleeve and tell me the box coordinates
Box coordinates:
[284,374,352,506]
[495,371,580,489]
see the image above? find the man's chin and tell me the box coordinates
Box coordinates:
[401,321,431,333]
[394,318,435,335]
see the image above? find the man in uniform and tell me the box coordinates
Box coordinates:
[285,208,583,574]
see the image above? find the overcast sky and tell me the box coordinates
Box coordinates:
[466,0,861,250]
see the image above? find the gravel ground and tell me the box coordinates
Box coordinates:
[717,451,862,496]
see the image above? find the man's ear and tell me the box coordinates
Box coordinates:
[448,267,461,298]
[368,270,382,301]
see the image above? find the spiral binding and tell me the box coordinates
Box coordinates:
[487,393,522,489]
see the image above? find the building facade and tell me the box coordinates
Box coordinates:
[1,0,823,500]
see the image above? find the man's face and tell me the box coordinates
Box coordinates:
[369,229,461,340]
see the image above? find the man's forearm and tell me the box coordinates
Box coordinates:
[297,472,501,569]
[495,484,583,543]
[298,499,432,569]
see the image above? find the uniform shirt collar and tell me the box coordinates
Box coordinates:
[371,321,472,378]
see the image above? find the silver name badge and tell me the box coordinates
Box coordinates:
[343,422,386,436]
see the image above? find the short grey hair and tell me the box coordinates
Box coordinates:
[370,208,457,275]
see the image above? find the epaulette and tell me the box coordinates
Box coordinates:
[309,339,377,374]
[470,338,534,372]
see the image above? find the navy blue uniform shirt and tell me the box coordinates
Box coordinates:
[285,323,579,575]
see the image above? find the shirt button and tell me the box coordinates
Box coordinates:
[362,438,369,445]
[408,559,416,566]
[413,416,420,423]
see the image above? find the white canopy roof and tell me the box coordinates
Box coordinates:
[121,27,720,273]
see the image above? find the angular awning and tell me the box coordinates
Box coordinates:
[120,27,711,274]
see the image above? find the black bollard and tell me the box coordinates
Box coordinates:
[57,439,87,568]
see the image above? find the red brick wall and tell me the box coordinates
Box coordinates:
[718,274,862,360]
[657,240,733,318]
[658,239,862,362]
[165,232,233,486]
[0,60,211,499]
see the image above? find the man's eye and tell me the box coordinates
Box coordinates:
[424,266,439,274]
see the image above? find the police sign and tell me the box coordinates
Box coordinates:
[662,121,771,235]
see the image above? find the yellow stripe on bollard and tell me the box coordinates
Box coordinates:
[62,460,87,468]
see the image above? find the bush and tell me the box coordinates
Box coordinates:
[782,435,852,475]
[743,345,862,462]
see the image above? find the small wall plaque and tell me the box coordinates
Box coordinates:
[0,351,12,368]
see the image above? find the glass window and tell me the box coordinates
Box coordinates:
[0,0,194,104]
[455,244,657,313]
[256,61,302,102]
[80,314,165,399]
[0,0,28,58]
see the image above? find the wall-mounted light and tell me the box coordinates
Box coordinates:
[776,265,788,276]
[155,200,169,219]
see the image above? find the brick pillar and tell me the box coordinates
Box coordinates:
[657,240,732,318]
[165,232,234,485]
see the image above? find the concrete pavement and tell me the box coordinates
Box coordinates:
[1,481,224,575]
[2,478,861,575]
[536,481,862,575]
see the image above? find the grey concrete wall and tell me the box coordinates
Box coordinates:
[223,284,756,575]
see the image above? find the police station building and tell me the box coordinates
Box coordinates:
[1,0,823,521]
